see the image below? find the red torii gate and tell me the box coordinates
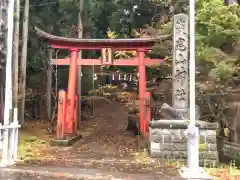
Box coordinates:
[36,27,170,140]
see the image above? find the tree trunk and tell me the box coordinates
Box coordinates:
[13,0,20,120]
[77,0,84,125]
[0,0,8,122]
[19,0,29,125]
[46,48,53,120]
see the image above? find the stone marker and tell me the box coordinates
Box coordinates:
[172,13,189,118]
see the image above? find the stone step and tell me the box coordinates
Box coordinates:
[150,150,218,160]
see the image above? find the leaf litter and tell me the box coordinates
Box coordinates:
[18,100,182,179]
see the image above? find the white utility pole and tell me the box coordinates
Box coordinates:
[181,1,211,178]
[189,0,196,128]
[2,0,15,166]
[188,0,199,171]
[4,0,14,125]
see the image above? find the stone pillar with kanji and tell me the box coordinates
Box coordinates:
[172,13,189,119]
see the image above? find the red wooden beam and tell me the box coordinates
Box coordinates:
[35,27,171,51]
[50,43,154,51]
[51,58,163,66]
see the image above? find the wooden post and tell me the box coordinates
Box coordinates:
[19,0,29,125]
[172,13,189,118]
[46,48,53,120]
[57,90,66,139]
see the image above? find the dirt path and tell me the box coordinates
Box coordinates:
[35,100,140,165]
[70,100,137,158]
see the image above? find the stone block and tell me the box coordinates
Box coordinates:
[224,141,240,148]
[199,135,217,144]
[50,134,82,146]
[223,140,240,162]
[149,120,218,130]
[157,159,218,168]
[206,144,218,151]
[149,128,217,144]
[150,149,218,160]
[199,130,216,136]
[159,143,187,151]
[200,151,219,160]
[171,151,187,159]
[224,153,240,161]
[149,129,187,143]
[149,148,219,166]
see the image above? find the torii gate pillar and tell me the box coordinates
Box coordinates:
[137,49,147,136]
[65,49,78,135]
[57,49,79,139]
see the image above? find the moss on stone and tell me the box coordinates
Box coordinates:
[199,143,207,151]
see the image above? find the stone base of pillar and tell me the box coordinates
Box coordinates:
[148,120,219,167]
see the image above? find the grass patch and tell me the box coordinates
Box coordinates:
[18,129,48,160]
[134,149,150,164]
